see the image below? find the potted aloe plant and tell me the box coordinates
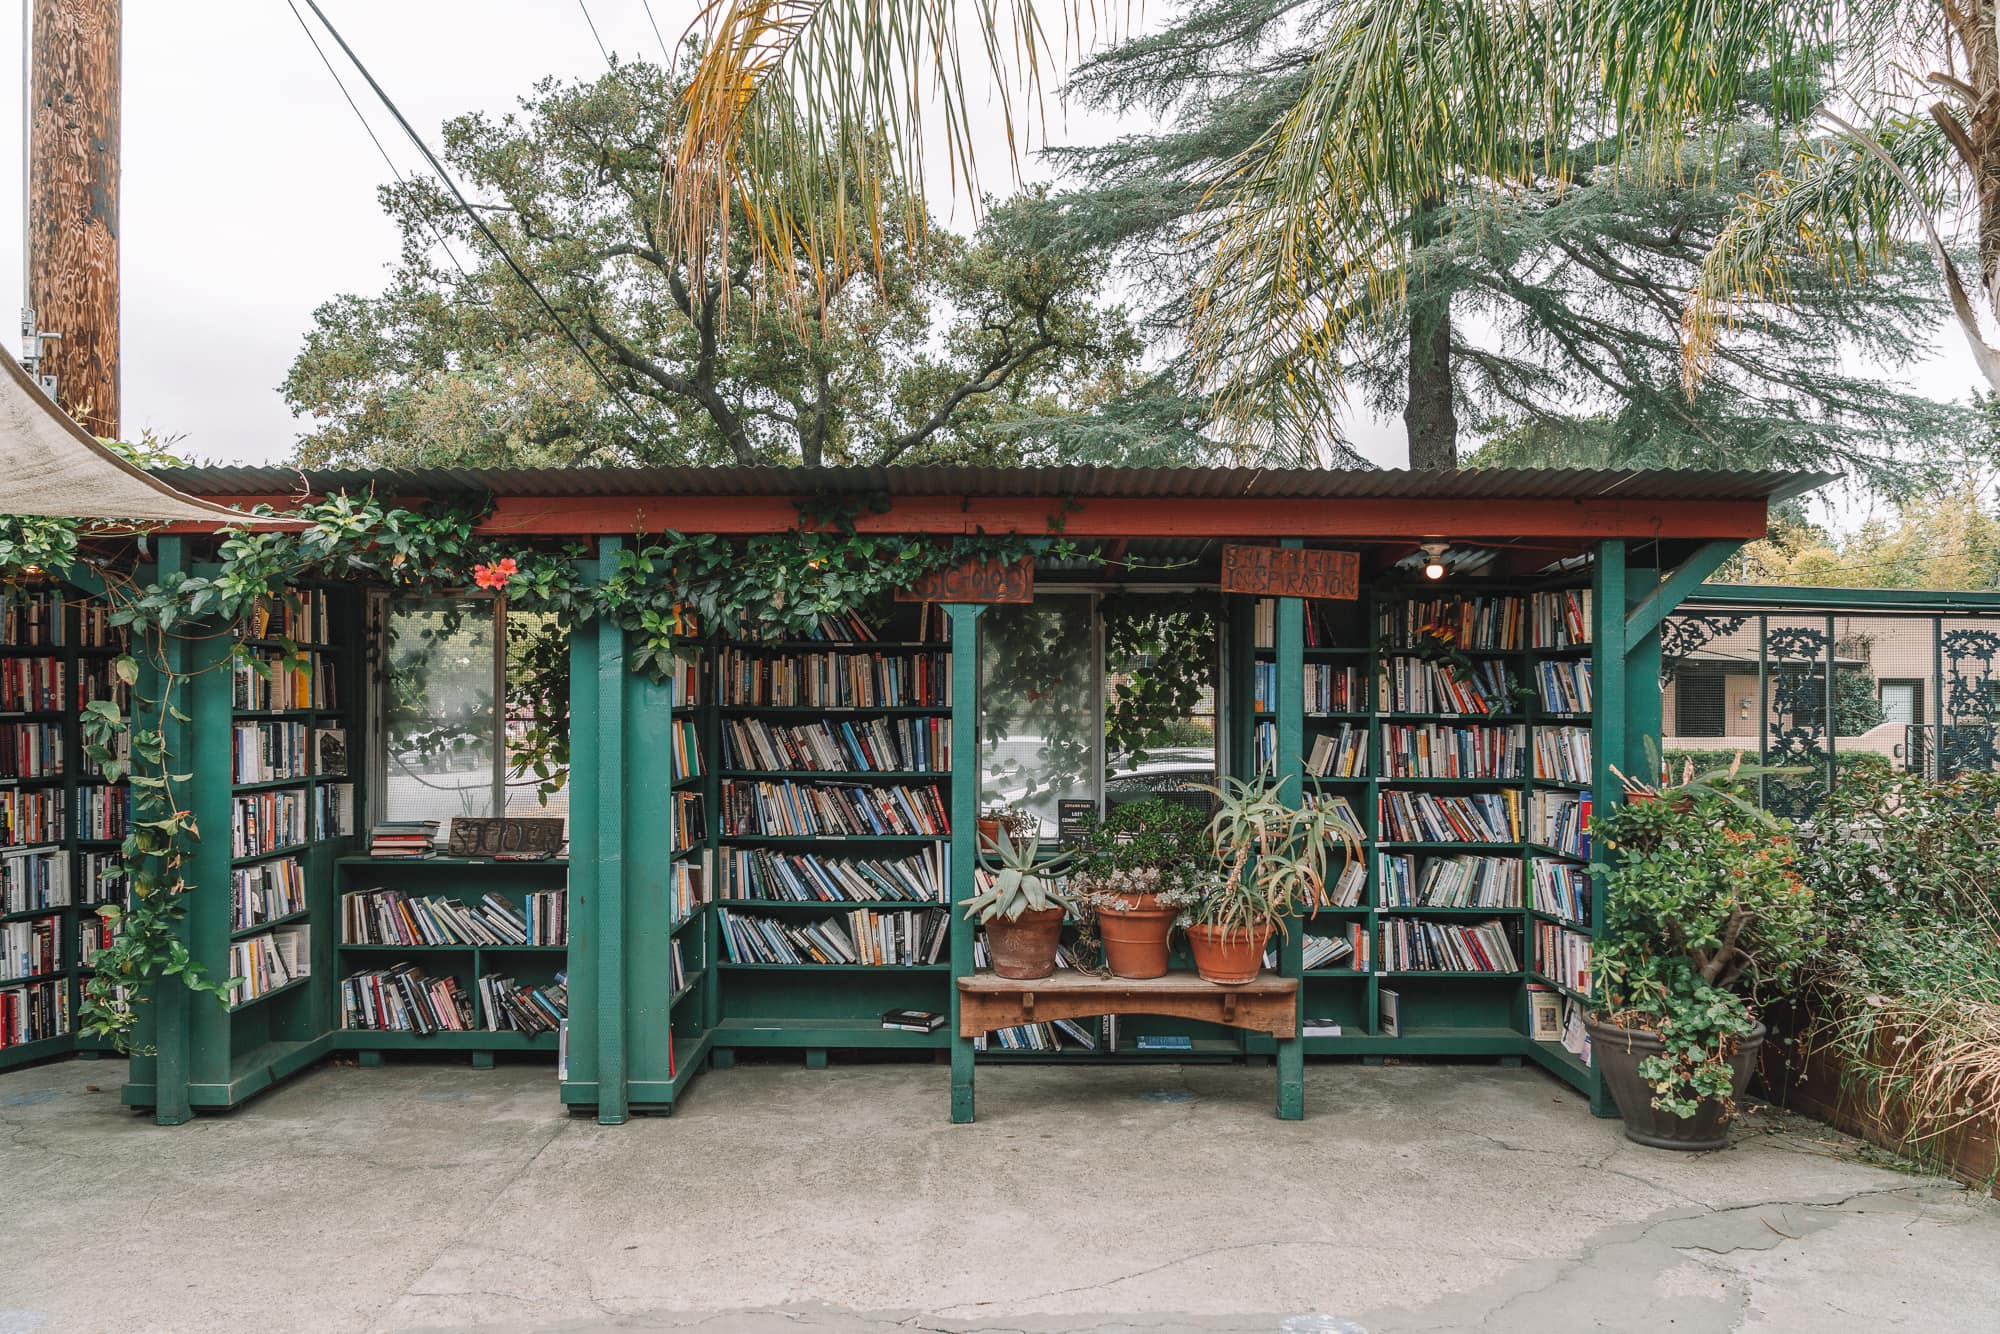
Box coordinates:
[1069,799,1207,978]
[1587,789,1819,1149]
[1184,778,1363,985]
[963,825,1075,979]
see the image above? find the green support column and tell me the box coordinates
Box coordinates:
[182,589,236,1102]
[147,540,192,1124]
[593,538,629,1124]
[946,602,985,1124]
[1587,541,1627,1119]
[1624,559,1662,788]
[1274,554,1306,1121]
[562,561,604,1109]
[623,626,676,1105]
[561,539,640,1123]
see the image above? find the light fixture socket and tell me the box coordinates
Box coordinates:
[1420,542,1449,581]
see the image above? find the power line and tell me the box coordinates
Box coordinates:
[282,0,471,283]
[575,0,612,65]
[298,0,652,453]
[640,0,673,64]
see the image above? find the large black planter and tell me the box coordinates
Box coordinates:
[1586,1016,1767,1151]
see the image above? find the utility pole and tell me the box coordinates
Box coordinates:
[25,0,118,438]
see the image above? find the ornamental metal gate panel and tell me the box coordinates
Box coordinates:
[1660,592,2000,818]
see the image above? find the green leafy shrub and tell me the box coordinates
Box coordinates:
[1593,795,1820,1118]
[1790,766,2000,1169]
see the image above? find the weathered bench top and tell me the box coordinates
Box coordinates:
[956,970,1298,1038]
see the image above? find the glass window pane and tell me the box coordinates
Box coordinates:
[1103,599,1218,812]
[980,597,1096,832]
[503,609,570,831]
[384,597,497,823]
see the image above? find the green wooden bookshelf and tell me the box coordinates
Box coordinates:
[329,856,570,1064]
[0,583,134,1069]
[1234,583,1600,1091]
[696,605,959,1077]
[121,566,365,1117]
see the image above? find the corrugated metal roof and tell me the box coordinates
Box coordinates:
[150,464,1832,504]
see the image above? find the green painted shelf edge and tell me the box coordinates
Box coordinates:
[333,1028,558,1051]
[0,1031,75,1068]
[720,770,950,781]
[712,898,950,910]
[708,1017,948,1049]
[231,909,310,940]
[337,855,570,868]
[715,961,951,972]
[559,1030,714,1110]
[121,1032,340,1111]
[227,973,313,1012]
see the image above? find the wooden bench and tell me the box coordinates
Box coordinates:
[952,970,1304,1121]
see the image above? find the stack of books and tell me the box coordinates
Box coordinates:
[477,972,566,1033]
[340,964,473,1032]
[369,820,438,858]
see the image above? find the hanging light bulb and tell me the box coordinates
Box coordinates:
[1420,543,1449,581]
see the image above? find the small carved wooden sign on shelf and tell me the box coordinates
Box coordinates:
[895,556,1034,604]
[446,817,566,860]
[1220,545,1361,601]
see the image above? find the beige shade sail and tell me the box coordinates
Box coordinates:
[0,353,280,524]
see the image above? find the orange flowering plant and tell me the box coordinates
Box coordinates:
[472,557,519,590]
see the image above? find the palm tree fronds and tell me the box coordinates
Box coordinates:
[671,0,1082,311]
[1190,0,1843,449]
[1681,115,1983,391]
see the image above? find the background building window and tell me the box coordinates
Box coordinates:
[1879,680,1923,727]
[1674,672,1727,738]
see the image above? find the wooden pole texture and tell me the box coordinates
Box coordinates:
[29,0,119,438]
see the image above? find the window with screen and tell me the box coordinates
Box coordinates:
[1675,672,1726,738]
[379,597,571,832]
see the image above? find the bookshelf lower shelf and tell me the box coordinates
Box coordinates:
[333,1028,559,1052]
[710,1016,950,1049]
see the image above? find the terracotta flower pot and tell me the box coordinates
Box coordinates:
[1096,894,1175,979]
[976,818,1004,848]
[1587,1015,1767,1151]
[984,906,1064,979]
[1184,921,1272,985]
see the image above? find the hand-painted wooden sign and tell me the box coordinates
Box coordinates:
[1220,545,1360,601]
[895,556,1034,604]
[446,817,567,859]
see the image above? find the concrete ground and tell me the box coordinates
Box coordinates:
[1,1055,1995,1334]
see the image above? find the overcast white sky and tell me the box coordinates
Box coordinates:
[0,0,1980,481]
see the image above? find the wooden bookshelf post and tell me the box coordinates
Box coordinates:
[947,601,984,1125]
[1274,542,1307,1120]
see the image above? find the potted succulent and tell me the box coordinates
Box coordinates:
[1068,799,1208,979]
[1587,790,1819,1149]
[963,824,1074,979]
[1184,779,1363,985]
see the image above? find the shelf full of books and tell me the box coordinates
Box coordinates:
[0,586,134,1067]
[694,604,972,1055]
[1244,584,1597,1086]
[219,588,356,1046]
[332,860,570,1051]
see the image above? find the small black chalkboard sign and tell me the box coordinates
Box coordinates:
[446,817,566,860]
[1056,799,1097,849]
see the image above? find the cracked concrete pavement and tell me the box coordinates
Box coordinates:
[0,1055,1994,1332]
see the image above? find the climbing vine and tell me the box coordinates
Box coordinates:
[0,490,1059,1052]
